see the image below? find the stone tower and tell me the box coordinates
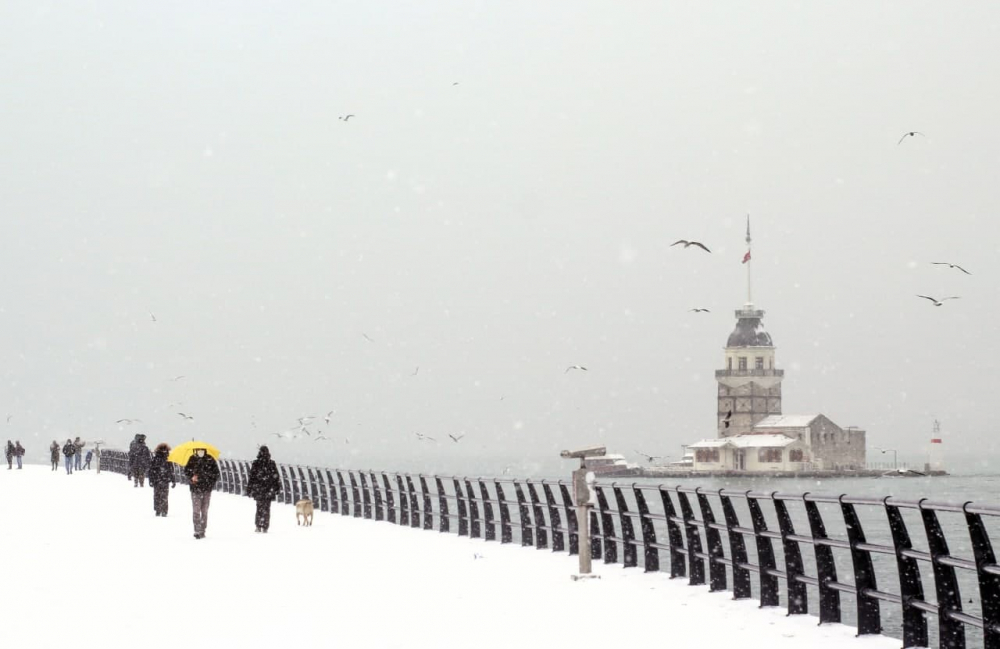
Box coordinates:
[716,216,782,436]
[716,306,783,436]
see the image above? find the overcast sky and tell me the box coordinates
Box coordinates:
[1,2,998,476]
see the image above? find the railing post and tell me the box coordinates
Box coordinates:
[920,500,965,649]
[527,482,548,550]
[418,476,434,531]
[465,479,480,538]
[696,489,726,591]
[747,494,779,607]
[279,465,293,504]
[382,473,395,524]
[405,475,421,529]
[542,483,564,552]
[964,503,1000,649]
[595,486,618,564]
[359,472,372,519]
[659,488,687,579]
[308,468,325,512]
[633,487,659,572]
[496,481,513,544]
[677,490,704,585]
[396,475,409,526]
[337,471,350,516]
[325,470,339,514]
[349,472,362,518]
[560,483,579,555]
[480,480,496,541]
[719,491,751,599]
[371,472,384,521]
[803,496,841,624]
[513,481,534,547]
[773,496,808,615]
[884,499,927,648]
[840,497,880,635]
[613,484,637,568]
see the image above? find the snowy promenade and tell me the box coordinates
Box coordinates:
[1,466,898,649]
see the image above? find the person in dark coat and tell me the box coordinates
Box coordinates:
[62,438,76,474]
[128,434,151,487]
[14,441,24,469]
[246,446,282,533]
[5,440,13,469]
[50,441,60,471]
[73,437,85,471]
[184,448,220,539]
[148,443,176,516]
[84,450,93,470]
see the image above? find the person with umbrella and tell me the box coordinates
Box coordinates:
[171,441,220,539]
[148,443,176,516]
[246,446,281,533]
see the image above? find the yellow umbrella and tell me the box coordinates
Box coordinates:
[167,440,221,466]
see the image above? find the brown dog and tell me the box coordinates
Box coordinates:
[295,498,314,526]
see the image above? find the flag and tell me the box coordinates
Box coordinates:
[930,438,942,444]
[742,250,751,264]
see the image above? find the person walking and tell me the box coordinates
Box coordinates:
[184,447,219,539]
[73,437,85,471]
[246,446,281,533]
[5,440,13,470]
[128,434,151,487]
[62,438,76,474]
[50,441,60,471]
[14,441,24,469]
[84,450,93,470]
[148,443,176,516]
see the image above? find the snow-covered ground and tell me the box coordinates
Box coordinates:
[1,465,898,649]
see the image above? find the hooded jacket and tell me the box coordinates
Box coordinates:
[128,434,151,472]
[246,446,282,501]
[184,453,220,493]
[62,441,76,456]
[50,442,60,462]
[148,445,175,487]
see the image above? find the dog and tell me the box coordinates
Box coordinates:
[295,498,314,526]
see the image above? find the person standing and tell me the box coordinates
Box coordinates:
[245,446,281,533]
[62,439,76,474]
[73,437,85,471]
[148,443,176,516]
[128,434,151,487]
[14,441,24,469]
[184,448,219,539]
[5,440,13,469]
[84,450,93,470]
[50,441,60,471]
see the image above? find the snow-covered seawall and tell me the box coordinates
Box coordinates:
[0,466,898,649]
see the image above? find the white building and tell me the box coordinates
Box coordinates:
[688,434,811,472]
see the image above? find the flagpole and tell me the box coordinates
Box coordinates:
[745,214,752,306]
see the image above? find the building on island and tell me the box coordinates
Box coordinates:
[686,220,867,473]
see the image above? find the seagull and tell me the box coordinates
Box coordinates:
[502,466,512,476]
[299,428,312,437]
[634,450,662,463]
[415,432,436,442]
[168,375,186,382]
[670,240,711,253]
[898,131,925,145]
[361,333,374,343]
[723,408,733,429]
[324,410,335,425]
[917,295,960,307]
[412,366,419,376]
[315,435,331,442]
[339,114,355,122]
[296,416,315,427]
[690,308,710,313]
[931,262,971,275]
[448,433,465,443]
[565,365,588,373]
[149,311,157,322]
[272,431,297,440]
[116,418,141,425]
[178,412,194,420]
[453,82,460,86]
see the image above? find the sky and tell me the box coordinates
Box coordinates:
[1,2,999,476]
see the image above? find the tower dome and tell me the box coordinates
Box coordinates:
[726,308,773,348]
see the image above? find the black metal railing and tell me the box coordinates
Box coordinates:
[98,450,1000,649]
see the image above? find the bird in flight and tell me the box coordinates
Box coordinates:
[272,431,296,440]
[116,418,141,425]
[412,366,419,376]
[917,295,960,307]
[634,450,662,463]
[149,311,157,322]
[324,410,335,425]
[931,262,971,275]
[178,412,194,420]
[565,365,588,373]
[415,432,436,442]
[448,433,465,443]
[670,240,711,253]
[723,408,733,429]
[452,82,459,86]
[898,131,925,145]
[690,308,710,313]
[296,416,315,427]
[168,375,186,382]
[361,333,374,343]
[339,114,355,121]
[315,435,330,442]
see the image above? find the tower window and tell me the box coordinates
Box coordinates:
[727,358,732,371]
[738,357,747,371]
[755,357,764,370]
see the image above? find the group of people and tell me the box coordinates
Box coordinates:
[50,437,91,473]
[5,440,25,470]
[123,434,282,539]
